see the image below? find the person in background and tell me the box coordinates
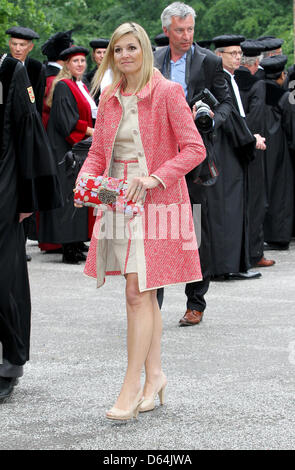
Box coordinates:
[36,30,75,256]
[255,37,284,80]
[38,46,97,264]
[260,55,295,251]
[154,2,232,326]
[234,40,275,268]
[41,30,74,130]
[0,53,62,402]
[210,34,266,280]
[6,26,46,261]
[85,38,109,103]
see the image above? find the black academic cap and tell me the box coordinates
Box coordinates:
[240,40,265,57]
[6,26,39,40]
[197,39,212,49]
[59,45,89,61]
[89,38,109,49]
[260,54,287,76]
[41,30,74,60]
[212,35,245,48]
[258,37,284,51]
[154,33,169,47]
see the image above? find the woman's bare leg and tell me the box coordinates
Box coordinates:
[111,273,155,410]
[142,291,166,398]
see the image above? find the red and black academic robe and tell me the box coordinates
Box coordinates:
[42,71,58,129]
[39,64,62,251]
[38,78,95,244]
[0,56,62,365]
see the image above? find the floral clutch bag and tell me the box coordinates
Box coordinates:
[74,174,144,215]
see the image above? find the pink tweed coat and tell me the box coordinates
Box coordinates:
[79,70,206,291]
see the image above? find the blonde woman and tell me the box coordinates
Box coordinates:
[76,23,206,420]
[38,46,97,264]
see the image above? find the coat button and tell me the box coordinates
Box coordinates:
[138,151,143,157]
[133,129,138,135]
[131,108,137,114]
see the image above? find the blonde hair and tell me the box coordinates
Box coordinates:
[47,63,72,107]
[91,22,154,99]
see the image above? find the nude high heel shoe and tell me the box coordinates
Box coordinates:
[139,375,167,413]
[106,389,144,421]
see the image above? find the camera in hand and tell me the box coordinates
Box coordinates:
[190,88,219,134]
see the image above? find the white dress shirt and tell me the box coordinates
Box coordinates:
[224,69,246,118]
[76,80,98,119]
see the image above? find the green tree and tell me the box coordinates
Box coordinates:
[0,0,21,50]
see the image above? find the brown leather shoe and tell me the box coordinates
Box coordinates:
[179,309,203,327]
[255,256,276,267]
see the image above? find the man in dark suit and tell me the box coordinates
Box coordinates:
[154,2,232,326]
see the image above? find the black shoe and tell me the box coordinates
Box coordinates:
[264,242,289,251]
[227,271,262,280]
[75,242,89,253]
[0,377,18,402]
[62,244,81,264]
[75,249,86,262]
[26,254,32,262]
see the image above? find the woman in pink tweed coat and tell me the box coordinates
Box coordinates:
[75,22,206,421]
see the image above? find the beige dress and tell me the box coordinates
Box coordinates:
[107,92,141,274]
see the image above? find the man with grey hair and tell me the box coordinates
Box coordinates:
[255,37,284,80]
[154,2,232,326]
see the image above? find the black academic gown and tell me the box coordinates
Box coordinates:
[263,81,294,244]
[25,57,46,115]
[207,72,256,275]
[85,66,97,85]
[235,67,267,265]
[38,80,89,244]
[0,56,62,365]
[255,67,265,81]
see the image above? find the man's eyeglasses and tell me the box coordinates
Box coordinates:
[221,51,243,58]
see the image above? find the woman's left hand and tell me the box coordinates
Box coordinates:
[125,176,160,203]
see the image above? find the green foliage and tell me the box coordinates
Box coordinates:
[0,0,21,50]
[1,0,294,65]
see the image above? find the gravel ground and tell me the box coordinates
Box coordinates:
[1,240,295,450]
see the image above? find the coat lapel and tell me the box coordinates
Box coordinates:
[186,45,206,104]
